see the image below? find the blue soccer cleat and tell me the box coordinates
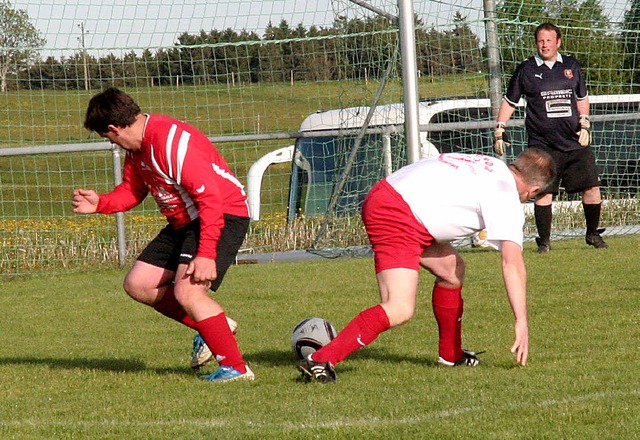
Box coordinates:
[200,365,255,383]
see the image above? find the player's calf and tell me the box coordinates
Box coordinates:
[190,316,238,369]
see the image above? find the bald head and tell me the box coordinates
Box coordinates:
[509,148,556,192]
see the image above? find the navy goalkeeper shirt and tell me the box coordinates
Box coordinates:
[504,53,588,152]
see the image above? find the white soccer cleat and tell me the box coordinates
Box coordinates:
[437,349,484,367]
[190,316,238,369]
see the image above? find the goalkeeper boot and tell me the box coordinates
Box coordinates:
[586,228,608,249]
[190,317,239,369]
[200,365,255,383]
[535,237,550,254]
[437,349,485,367]
[298,354,337,383]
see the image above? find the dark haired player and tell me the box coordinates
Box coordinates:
[73,88,253,382]
[298,150,556,383]
[493,22,607,253]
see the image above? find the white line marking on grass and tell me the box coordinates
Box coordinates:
[2,389,638,431]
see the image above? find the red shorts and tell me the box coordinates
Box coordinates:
[362,179,435,273]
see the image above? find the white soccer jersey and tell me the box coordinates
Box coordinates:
[386,153,524,249]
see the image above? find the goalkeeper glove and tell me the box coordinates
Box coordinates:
[493,122,510,156]
[577,114,591,147]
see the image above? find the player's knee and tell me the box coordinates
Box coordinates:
[122,276,154,305]
[122,276,135,296]
[436,256,465,287]
[383,302,415,327]
[172,285,189,307]
[172,283,204,309]
[455,255,465,281]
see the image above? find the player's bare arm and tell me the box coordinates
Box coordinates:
[577,96,590,116]
[72,189,99,214]
[497,99,517,124]
[500,240,529,366]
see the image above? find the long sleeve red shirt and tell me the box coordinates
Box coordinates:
[96,114,249,260]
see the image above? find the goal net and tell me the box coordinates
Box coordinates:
[302,0,640,254]
[1,0,639,274]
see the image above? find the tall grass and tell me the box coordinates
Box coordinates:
[0,236,638,438]
[1,195,638,274]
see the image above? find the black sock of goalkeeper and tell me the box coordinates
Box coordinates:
[534,204,552,242]
[583,203,602,235]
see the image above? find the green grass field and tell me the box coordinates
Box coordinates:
[0,75,487,218]
[1,236,639,438]
[1,75,488,148]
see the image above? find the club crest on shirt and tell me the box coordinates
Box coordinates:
[564,69,574,79]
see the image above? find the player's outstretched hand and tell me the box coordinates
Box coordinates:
[578,114,591,147]
[511,319,529,366]
[72,189,99,214]
[493,122,510,156]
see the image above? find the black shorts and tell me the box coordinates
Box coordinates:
[529,145,601,194]
[137,214,249,291]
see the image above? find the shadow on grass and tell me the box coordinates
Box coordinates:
[248,346,521,371]
[1,347,517,378]
[348,346,440,367]
[248,349,299,367]
[0,356,194,376]
[248,346,440,368]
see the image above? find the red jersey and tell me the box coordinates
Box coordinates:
[96,114,249,260]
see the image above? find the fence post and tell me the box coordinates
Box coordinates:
[110,144,127,267]
[483,0,503,118]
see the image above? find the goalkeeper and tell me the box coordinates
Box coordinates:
[493,22,607,253]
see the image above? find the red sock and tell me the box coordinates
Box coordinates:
[312,305,390,365]
[432,283,464,363]
[153,290,197,329]
[196,313,246,373]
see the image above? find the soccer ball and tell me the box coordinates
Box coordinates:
[472,229,491,248]
[291,317,337,359]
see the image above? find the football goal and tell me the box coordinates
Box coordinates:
[2,0,640,274]
[264,94,640,255]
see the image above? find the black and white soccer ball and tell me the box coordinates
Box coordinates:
[291,317,337,359]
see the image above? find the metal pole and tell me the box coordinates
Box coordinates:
[483,0,502,118]
[78,22,89,91]
[397,0,421,163]
[111,145,127,267]
[382,130,393,176]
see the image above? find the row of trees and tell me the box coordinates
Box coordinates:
[3,0,640,92]
[5,12,483,91]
